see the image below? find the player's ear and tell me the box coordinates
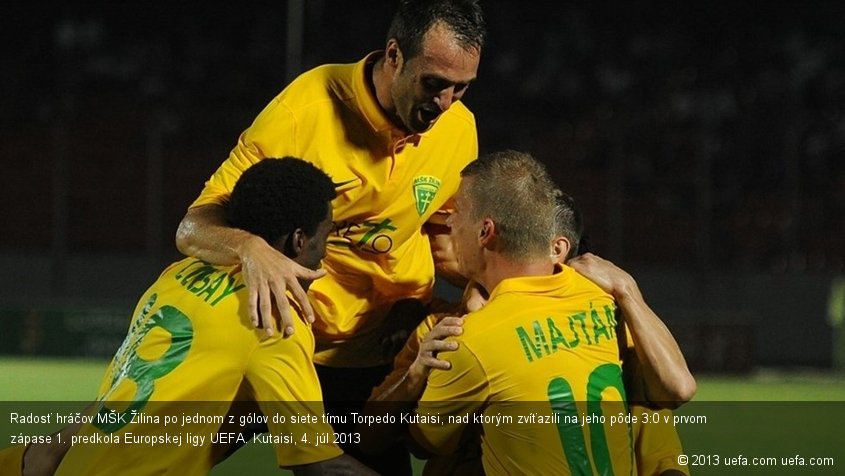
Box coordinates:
[479,218,495,245]
[285,229,306,259]
[552,236,571,264]
[385,39,402,69]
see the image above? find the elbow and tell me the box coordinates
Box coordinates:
[644,372,696,410]
[658,375,697,410]
[675,375,697,405]
[174,217,194,256]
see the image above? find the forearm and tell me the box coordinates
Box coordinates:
[618,288,696,407]
[175,204,262,266]
[356,365,427,456]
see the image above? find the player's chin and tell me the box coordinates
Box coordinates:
[409,110,439,132]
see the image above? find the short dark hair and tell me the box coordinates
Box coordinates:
[387,0,486,60]
[553,191,583,261]
[460,150,558,260]
[226,157,335,245]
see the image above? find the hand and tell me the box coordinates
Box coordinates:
[568,252,638,300]
[408,316,464,383]
[239,236,326,337]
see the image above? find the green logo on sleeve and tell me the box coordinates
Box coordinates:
[413,175,441,216]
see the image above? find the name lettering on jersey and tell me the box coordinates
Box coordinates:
[329,218,398,254]
[173,260,246,306]
[516,303,618,363]
[412,175,441,216]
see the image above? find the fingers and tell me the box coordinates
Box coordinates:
[420,353,453,371]
[285,275,315,326]
[417,340,456,371]
[239,243,329,336]
[267,275,294,336]
[300,267,328,281]
[258,283,276,337]
[421,337,459,354]
[426,317,464,340]
[411,315,465,374]
[248,288,261,329]
[274,294,296,338]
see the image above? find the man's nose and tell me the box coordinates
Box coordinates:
[435,87,455,111]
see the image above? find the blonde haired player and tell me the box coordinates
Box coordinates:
[360,177,693,475]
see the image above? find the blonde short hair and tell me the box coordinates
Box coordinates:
[460,150,558,261]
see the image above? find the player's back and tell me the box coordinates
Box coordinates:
[56,257,326,475]
[450,266,634,475]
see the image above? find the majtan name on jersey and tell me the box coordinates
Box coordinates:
[516,303,618,363]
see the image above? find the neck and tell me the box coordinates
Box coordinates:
[475,254,555,297]
[370,54,395,118]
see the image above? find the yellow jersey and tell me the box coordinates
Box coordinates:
[411,266,634,476]
[190,52,478,367]
[56,258,341,475]
[631,406,688,476]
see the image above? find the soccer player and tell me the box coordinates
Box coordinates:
[392,150,632,474]
[174,0,485,471]
[360,186,694,475]
[2,158,374,475]
[176,0,483,346]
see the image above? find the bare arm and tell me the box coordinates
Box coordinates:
[289,454,377,475]
[176,204,326,336]
[569,253,696,408]
[357,316,464,456]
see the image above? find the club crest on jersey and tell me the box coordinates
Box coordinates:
[413,175,441,216]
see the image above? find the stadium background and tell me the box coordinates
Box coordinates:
[1,1,844,474]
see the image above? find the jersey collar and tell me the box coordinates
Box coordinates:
[487,264,571,301]
[352,51,425,145]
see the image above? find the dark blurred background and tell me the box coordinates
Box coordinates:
[1,1,843,371]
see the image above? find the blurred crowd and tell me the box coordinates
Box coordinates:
[3,2,842,273]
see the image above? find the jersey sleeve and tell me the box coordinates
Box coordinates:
[190,98,299,209]
[246,328,342,467]
[410,342,488,455]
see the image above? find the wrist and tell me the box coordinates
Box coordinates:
[614,283,645,309]
[406,363,428,392]
[235,234,263,262]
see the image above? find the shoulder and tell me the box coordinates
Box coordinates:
[429,101,477,142]
[564,266,616,306]
[453,303,513,355]
[443,101,476,128]
[276,62,356,111]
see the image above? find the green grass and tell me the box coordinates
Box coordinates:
[2,358,843,475]
[4,358,844,401]
[0,357,108,401]
[692,371,845,401]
